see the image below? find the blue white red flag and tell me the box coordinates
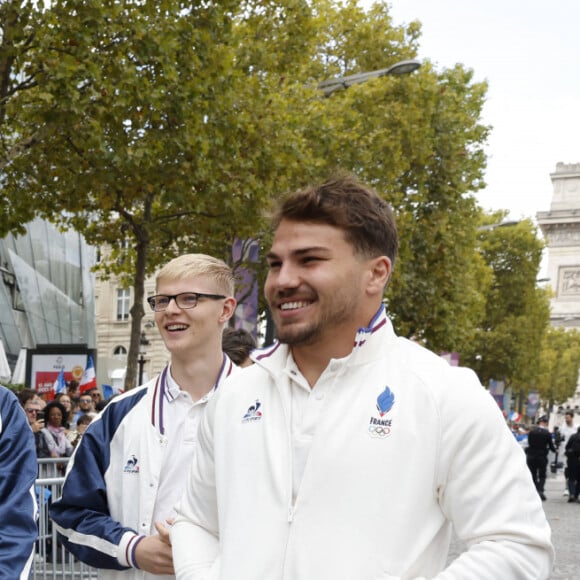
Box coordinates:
[102,384,124,400]
[102,384,113,400]
[53,368,66,398]
[79,355,97,394]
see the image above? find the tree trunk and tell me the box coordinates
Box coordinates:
[125,235,148,390]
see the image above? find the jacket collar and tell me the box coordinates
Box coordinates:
[149,354,235,434]
[253,305,397,375]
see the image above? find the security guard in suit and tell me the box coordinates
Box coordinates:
[526,416,556,500]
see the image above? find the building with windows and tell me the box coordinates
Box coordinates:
[0,219,96,381]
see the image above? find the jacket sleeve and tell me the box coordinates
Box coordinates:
[49,400,144,570]
[172,392,220,580]
[0,388,38,579]
[434,367,554,579]
[548,432,557,453]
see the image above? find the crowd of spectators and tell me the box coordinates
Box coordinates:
[16,383,104,473]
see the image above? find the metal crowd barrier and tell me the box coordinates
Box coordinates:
[33,458,98,579]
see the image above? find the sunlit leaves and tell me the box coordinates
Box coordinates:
[537,328,580,406]
[2,0,509,387]
[462,219,550,387]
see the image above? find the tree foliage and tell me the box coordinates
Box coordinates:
[537,327,580,407]
[268,1,492,354]
[3,0,320,387]
[2,0,500,388]
[0,0,45,235]
[461,217,551,388]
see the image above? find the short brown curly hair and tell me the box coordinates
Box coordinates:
[270,171,398,267]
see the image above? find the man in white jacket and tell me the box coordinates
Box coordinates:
[171,174,554,579]
[51,254,237,579]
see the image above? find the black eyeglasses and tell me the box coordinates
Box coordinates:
[147,292,226,312]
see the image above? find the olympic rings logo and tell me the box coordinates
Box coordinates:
[368,424,391,438]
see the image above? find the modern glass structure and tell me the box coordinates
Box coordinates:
[0,219,96,373]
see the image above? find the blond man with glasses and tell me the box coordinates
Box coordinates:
[51,254,237,579]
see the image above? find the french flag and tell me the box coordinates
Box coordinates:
[52,368,66,398]
[102,384,124,400]
[79,355,97,394]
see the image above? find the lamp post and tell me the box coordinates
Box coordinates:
[317,58,421,97]
[137,331,149,386]
[477,220,520,232]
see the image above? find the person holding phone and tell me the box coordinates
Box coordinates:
[20,393,50,458]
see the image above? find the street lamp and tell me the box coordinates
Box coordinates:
[137,331,149,385]
[477,220,520,232]
[317,58,421,97]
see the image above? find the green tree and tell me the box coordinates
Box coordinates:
[2,0,493,389]
[537,327,580,410]
[0,0,46,235]
[3,0,321,388]
[288,1,491,353]
[462,217,551,395]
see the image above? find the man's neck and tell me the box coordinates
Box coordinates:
[291,335,354,388]
[170,352,224,402]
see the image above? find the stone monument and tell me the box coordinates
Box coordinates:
[537,162,580,419]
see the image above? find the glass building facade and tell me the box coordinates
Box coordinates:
[0,219,96,371]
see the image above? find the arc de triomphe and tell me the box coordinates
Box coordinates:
[537,162,580,329]
[537,162,580,417]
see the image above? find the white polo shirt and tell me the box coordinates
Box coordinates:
[151,367,217,529]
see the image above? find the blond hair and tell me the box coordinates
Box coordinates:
[156,254,234,296]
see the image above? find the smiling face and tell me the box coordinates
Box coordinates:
[265,219,389,352]
[154,275,234,360]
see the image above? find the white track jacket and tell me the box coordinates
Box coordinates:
[51,357,235,579]
[172,307,554,579]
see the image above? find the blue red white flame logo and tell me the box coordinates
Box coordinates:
[376,387,395,417]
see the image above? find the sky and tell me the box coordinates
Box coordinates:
[383,0,580,223]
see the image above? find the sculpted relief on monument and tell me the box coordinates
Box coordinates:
[559,266,580,297]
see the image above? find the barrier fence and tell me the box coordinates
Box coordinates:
[33,458,98,580]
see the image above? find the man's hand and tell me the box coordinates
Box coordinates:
[155,520,172,545]
[134,529,175,575]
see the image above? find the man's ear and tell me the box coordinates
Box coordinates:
[219,297,237,323]
[366,256,391,296]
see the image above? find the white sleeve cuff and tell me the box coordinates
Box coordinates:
[117,531,145,568]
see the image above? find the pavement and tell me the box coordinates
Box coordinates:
[543,473,580,579]
[447,471,580,579]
